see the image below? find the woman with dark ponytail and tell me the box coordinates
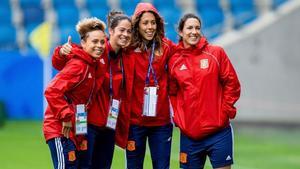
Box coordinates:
[168,13,241,169]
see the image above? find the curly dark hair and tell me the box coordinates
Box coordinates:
[131,11,165,53]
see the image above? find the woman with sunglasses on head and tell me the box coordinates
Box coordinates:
[168,13,241,169]
[51,11,133,169]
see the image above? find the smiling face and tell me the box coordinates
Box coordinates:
[109,19,132,50]
[179,18,201,48]
[81,30,106,58]
[138,12,157,42]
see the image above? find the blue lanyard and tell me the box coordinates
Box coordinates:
[108,52,124,100]
[145,42,158,87]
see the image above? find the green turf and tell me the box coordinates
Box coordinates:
[0,121,299,169]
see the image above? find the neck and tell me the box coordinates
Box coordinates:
[182,41,192,49]
[109,39,120,53]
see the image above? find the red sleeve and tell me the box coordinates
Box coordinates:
[219,48,241,119]
[45,59,84,121]
[168,56,179,96]
[52,44,77,71]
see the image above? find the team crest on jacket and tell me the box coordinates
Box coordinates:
[200,59,209,69]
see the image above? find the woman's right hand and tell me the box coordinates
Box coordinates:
[59,36,72,56]
[62,120,72,138]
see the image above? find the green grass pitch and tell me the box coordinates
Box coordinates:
[0,121,299,169]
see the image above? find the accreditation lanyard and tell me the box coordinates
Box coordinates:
[145,42,158,87]
[108,52,124,100]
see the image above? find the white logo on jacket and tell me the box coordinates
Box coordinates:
[134,47,142,53]
[179,64,187,71]
[200,59,209,69]
[100,58,105,64]
[88,73,92,78]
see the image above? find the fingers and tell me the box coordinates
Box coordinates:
[67,35,72,44]
[60,42,72,56]
[62,121,72,138]
[62,126,71,138]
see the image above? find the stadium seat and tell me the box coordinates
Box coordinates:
[272,0,289,9]
[19,0,42,8]
[0,25,18,50]
[59,25,81,44]
[85,0,109,9]
[87,6,109,23]
[153,0,177,9]
[0,6,12,25]
[229,0,257,28]
[196,0,220,8]
[22,6,45,28]
[85,0,109,22]
[120,0,140,16]
[195,0,224,40]
[198,8,224,40]
[52,0,76,8]
[157,6,181,42]
[56,5,79,26]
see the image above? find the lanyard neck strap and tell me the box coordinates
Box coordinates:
[145,42,158,86]
[108,52,124,99]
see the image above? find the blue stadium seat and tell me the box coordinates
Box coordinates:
[56,5,79,26]
[120,0,140,16]
[52,0,76,8]
[0,6,12,25]
[19,0,42,8]
[85,0,109,22]
[85,0,108,9]
[153,0,177,9]
[0,25,18,50]
[229,0,257,28]
[200,10,224,39]
[22,6,45,27]
[59,25,81,44]
[196,0,220,8]
[0,0,10,7]
[88,6,109,23]
[157,7,181,42]
[272,0,288,9]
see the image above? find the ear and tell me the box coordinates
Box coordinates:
[109,28,114,36]
[81,39,86,48]
[179,31,183,38]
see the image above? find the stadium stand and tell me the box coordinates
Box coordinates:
[0,0,295,120]
[85,0,110,22]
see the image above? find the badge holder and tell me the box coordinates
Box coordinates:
[75,104,87,135]
[142,86,158,117]
[106,99,120,130]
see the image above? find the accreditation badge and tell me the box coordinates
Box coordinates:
[142,87,158,117]
[106,99,120,130]
[75,104,87,135]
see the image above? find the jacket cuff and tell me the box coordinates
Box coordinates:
[60,107,74,122]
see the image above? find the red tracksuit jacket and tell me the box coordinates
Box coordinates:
[168,37,241,140]
[128,38,176,126]
[43,47,99,147]
[51,42,134,148]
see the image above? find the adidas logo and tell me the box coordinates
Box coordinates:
[88,73,92,78]
[179,64,187,71]
[134,47,141,53]
[226,155,232,161]
[100,58,105,64]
